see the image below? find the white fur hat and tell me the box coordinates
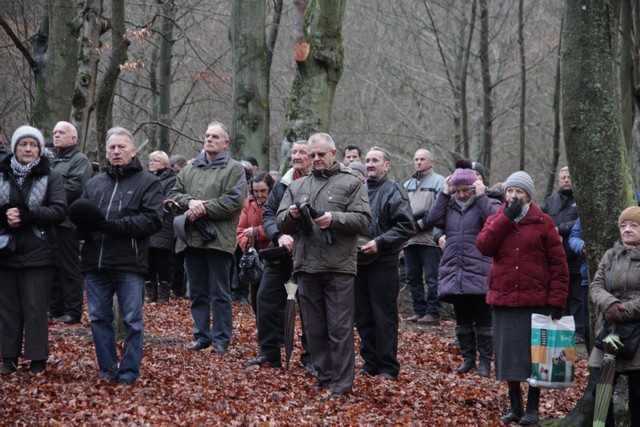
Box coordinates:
[11,125,45,154]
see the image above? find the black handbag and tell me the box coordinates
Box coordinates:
[594,319,640,359]
[239,231,264,285]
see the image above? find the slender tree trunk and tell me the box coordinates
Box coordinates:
[461,0,477,159]
[478,0,493,183]
[283,0,347,142]
[156,0,174,154]
[545,18,562,200]
[518,0,526,170]
[560,1,631,422]
[71,0,103,152]
[230,0,270,166]
[94,0,129,165]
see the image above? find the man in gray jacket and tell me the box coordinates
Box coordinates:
[49,121,92,324]
[277,133,371,397]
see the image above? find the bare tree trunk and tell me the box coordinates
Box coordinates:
[545,17,562,200]
[518,0,526,170]
[461,0,477,159]
[31,0,81,137]
[94,0,129,165]
[230,0,270,166]
[283,0,347,142]
[560,0,631,422]
[71,0,103,152]
[478,0,493,183]
[156,0,174,154]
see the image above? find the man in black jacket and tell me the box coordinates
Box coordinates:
[541,166,583,341]
[356,147,413,380]
[245,140,313,368]
[76,127,163,385]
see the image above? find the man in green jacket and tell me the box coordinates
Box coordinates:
[170,121,246,355]
[277,133,371,397]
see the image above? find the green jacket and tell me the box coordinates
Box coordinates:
[51,145,92,228]
[277,162,371,275]
[170,151,246,254]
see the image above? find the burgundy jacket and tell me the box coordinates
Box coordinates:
[475,202,569,309]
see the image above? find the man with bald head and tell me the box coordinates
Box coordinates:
[49,121,93,324]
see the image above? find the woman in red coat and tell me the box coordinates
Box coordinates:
[476,171,569,426]
[236,172,274,314]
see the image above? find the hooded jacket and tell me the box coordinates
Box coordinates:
[276,162,371,275]
[0,155,67,268]
[476,202,569,308]
[170,150,246,255]
[428,191,501,301]
[79,157,163,275]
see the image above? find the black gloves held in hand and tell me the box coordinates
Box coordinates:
[503,199,524,221]
[547,306,564,321]
[99,220,119,235]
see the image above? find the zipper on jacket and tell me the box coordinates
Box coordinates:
[98,175,119,269]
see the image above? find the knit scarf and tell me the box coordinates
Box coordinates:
[10,156,41,188]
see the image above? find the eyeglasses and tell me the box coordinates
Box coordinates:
[310,151,329,158]
[148,159,160,164]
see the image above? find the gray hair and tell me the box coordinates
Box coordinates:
[559,166,569,175]
[414,148,434,161]
[105,126,134,148]
[308,133,336,150]
[369,146,391,163]
[149,150,170,167]
[206,121,229,140]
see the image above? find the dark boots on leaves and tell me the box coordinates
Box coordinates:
[475,327,493,377]
[453,325,476,373]
[146,281,158,303]
[1,358,18,375]
[500,381,524,423]
[519,386,540,426]
[30,360,46,374]
[158,281,171,302]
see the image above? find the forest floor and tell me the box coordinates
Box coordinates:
[0,285,588,426]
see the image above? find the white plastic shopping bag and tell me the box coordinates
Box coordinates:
[526,314,575,389]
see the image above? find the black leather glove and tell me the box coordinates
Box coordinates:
[99,220,119,235]
[503,199,524,221]
[547,306,564,321]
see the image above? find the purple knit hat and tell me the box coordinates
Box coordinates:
[450,158,477,186]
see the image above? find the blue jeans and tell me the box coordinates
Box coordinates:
[404,245,441,317]
[185,248,233,347]
[85,271,145,382]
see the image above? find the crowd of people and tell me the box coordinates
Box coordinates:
[0,120,639,424]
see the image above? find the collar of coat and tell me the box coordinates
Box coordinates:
[310,161,342,179]
[54,144,80,159]
[193,150,229,170]
[104,156,143,179]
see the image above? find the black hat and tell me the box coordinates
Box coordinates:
[69,199,105,230]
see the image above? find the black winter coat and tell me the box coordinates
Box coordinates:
[0,155,67,268]
[149,167,177,250]
[541,189,580,273]
[79,157,163,275]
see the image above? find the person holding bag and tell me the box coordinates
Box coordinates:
[236,172,274,315]
[588,206,640,426]
[0,126,67,375]
[476,171,569,425]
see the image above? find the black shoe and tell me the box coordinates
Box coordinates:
[29,360,46,374]
[303,362,316,374]
[213,344,228,355]
[185,341,211,351]
[312,382,330,392]
[1,358,18,375]
[53,314,81,324]
[245,355,282,368]
[358,368,377,376]
[116,378,135,386]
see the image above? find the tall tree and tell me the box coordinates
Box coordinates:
[517,0,526,170]
[155,0,175,154]
[283,0,347,142]
[477,0,494,182]
[560,0,632,422]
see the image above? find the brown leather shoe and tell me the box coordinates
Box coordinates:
[417,314,440,324]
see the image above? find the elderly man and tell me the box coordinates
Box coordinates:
[277,133,371,397]
[541,166,582,342]
[342,145,362,166]
[356,147,413,380]
[49,121,92,324]
[246,140,313,369]
[75,127,163,385]
[403,149,445,324]
[170,121,246,355]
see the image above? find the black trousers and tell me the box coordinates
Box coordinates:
[255,263,310,365]
[451,294,492,327]
[564,272,584,336]
[50,225,84,319]
[355,260,400,377]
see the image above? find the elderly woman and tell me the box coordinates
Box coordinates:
[236,172,274,314]
[147,150,177,302]
[476,171,569,425]
[428,159,501,377]
[0,126,67,374]
[588,206,640,426]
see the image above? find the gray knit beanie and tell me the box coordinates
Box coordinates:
[11,125,45,155]
[502,171,535,199]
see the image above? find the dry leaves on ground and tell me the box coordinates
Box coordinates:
[0,298,588,426]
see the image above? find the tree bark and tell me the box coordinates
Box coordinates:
[229,0,270,167]
[545,18,562,200]
[518,0,526,170]
[283,0,347,142]
[478,0,493,183]
[156,0,175,154]
[560,0,632,422]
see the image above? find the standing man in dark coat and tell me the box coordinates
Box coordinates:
[277,133,371,397]
[49,121,92,324]
[540,166,583,342]
[355,147,413,380]
[73,127,163,385]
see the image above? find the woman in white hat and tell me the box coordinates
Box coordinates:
[0,126,67,375]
